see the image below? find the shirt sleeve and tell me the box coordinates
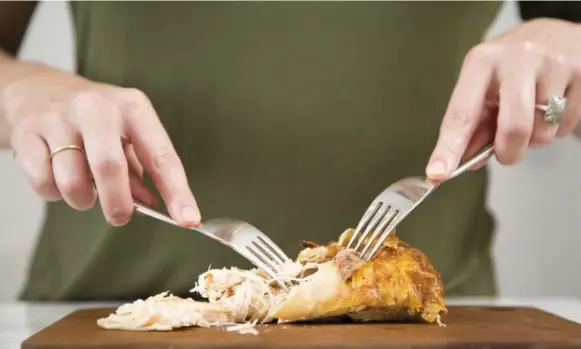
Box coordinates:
[519,1,581,22]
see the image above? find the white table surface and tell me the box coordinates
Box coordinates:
[1,297,580,349]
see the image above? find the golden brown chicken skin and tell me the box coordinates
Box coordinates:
[273,228,447,325]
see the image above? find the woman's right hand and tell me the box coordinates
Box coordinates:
[2,64,200,227]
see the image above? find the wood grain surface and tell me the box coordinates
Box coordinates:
[21,306,581,349]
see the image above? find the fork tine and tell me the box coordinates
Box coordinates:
[354,204,388,252]
[359,207,397,258]
[247,242,282,271]
[347,203,381,249]
[363,210,401,261]
[251,238,288,273]
[255,235,291,264]
[245,244,290,292]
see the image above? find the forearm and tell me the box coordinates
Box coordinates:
[0,1,39,148]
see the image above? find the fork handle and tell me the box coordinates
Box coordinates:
[134,201,180,227]
[133,200,225,244]
[446,144,495,182]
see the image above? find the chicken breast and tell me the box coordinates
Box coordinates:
[273,228,447,325]
[97,228,447,332]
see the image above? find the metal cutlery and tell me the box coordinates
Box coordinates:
[346,144,495,262]
[133,201,293,292]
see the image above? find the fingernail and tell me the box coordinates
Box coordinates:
[182,206,200,224]
[427,161,447,178]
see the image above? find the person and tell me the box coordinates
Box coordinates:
[0,1,580,301]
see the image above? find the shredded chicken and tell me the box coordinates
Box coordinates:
[98,228,447,333]
[96,292,232,331]
[226,321,259,335]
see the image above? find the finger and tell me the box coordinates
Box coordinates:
[556,79,581,137]
[530,61,569,146]
[465,117,496,171]
[73,93,134,226]
[495,63,536,165]
[12,129,61,201]
[42,118,97,211]
[121,89,200,227]
[129,166,158,209]
[464,107,497,158]
[125,142,157,207]
[427,47,495,181]
[125,143,144,177]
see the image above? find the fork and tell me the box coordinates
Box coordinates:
[346,144,495,262]
[133,201,293,292]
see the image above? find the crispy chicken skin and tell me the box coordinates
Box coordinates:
[273,228,447,325]
[98,228,447,332]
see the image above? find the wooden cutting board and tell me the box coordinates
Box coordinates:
[22,306,581,349]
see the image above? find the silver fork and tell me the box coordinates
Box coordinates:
[346,145,495,262]
[134,202,293,292]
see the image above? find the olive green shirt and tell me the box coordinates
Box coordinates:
[21,1,501,301]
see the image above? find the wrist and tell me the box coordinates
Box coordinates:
[0,53,46,92]
[0,51,45,148]
[0,53,45,119]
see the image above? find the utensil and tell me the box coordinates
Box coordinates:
[134,202,293,291]
[346,145,495,261]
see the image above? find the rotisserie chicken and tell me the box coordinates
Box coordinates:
[97,228,447,333]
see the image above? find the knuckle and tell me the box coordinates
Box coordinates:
[431,137,464,165]
[515,41,537,55]
[31,176,52,195]
[529,132,553,146]
[152,146,181,170]
[93,155,126,177]
[11,117,37,137]
[29,173,58,199]
[500,122,531,141]
[121,88,148,103]
[71,90,106,107]
[513,42,544,68]
[119,88,151,113]
[497,154,520,166]
[465,43,502,66]
[75,195,97,211]
[434,145,459,163]
[58,175,86,197]
[495,146,524,165]
[107,204,134,226]
[547,52,567,68]
[40,112,64,125]
[443,109,472,129]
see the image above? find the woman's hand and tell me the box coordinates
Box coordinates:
[2,64,200,227]
[427,18,581,180]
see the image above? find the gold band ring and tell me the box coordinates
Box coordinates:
[50,145,85,160]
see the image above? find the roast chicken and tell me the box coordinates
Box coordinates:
[97,228,447,333]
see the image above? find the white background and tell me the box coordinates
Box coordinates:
[0,1,580,301]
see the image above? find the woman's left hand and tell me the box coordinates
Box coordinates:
[426,18,581,181]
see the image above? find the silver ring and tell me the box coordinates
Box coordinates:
[535,95,567,125]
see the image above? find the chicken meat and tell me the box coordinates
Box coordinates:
[97,228,447,333]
